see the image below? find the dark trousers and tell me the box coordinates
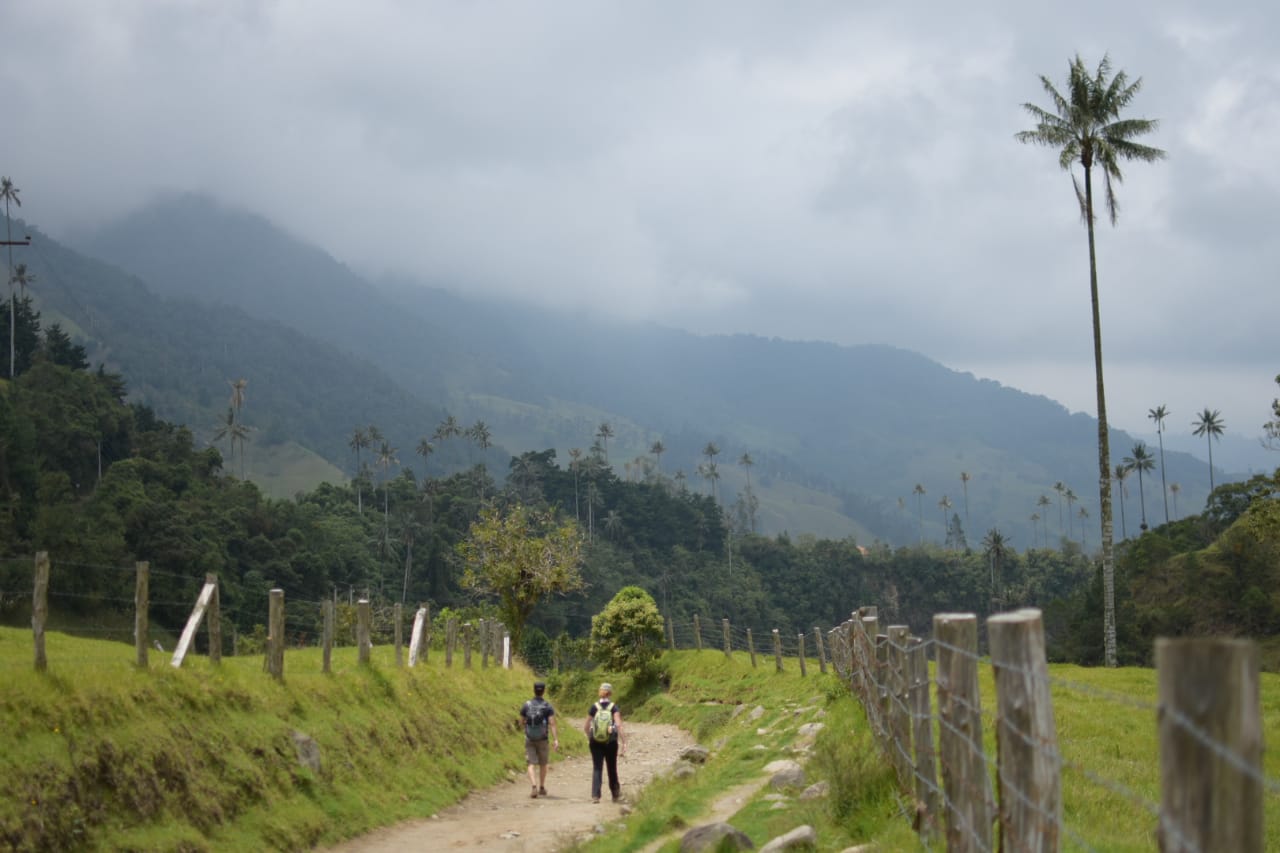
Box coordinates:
[589,740,620,799]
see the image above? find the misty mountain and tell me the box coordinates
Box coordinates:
[67,194,1226,545]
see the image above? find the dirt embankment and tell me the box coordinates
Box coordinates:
[321,721,694,852]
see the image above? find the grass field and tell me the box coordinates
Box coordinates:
[2,629,1277,851]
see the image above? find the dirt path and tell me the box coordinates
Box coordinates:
[321,722,694,852]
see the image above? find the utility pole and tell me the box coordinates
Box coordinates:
[2,234,31,379]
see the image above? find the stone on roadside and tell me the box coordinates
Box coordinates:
[797,722,824,738]
[749,705,766,721]
[680,745,711,764]
[291,731,321,774]
[800,781,829,800]
[673,761,698,779]
[759,825,817,852]
[680,822,755,852]
[768,762,806,790]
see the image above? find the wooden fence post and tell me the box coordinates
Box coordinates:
[933,612,992,853]
[797,633,807,677]
[722,618,732,658]
[267,589,284,681]
[357,599,371,665]
[503,630,511,668]
[747,628,757,668]
[134,561,149,669]
[207,574,221,665]
[814,626,827,675]
[1157,637,1262,853]
[667,615,676,651]
[874,635,890,741]
[33,552,49,672]
[693,614,703,651]
[408,605,427,667]
[322,599,334,674]
[860,612,881,710]
[480,618,489,669]
[887,625,912,788]
[772,629,783,672]
[463,622,473,668]
[908,635,940,842]
[446,617,456,667]
[172,579,218,668]
[394,603,404,667]
[989,608,1060,853]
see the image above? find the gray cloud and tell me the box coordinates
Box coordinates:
[2,0,1276,464]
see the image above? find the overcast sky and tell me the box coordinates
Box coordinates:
[3,1,1277,462]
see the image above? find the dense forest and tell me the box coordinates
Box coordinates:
[4,295,1278,668]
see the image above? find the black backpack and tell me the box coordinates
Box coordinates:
[525,698,550,741]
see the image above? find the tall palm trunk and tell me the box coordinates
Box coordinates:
[1156,429,1169,524]
[1085,163,1118,668]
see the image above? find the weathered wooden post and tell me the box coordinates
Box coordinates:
[356,599,371,665]
[408,605,427,667]
[814,626,827,675]
[394,603,404,667]
[446,617,457,667]
[772,629,783,672]
[874,635,890,741]
[33,552,49,672]
[747,628,757,668]
[463,622,473,668]
[908,635,940,842]
[207,574,221,665]
[860,611,881,708]
[933,613,993,853]
[480,617,490,669]
[722,618,732,658]
[797,633,807,677]
[1157,637,1262,853]
[693,614,703,651]
[503,630,511,668]
[886,625,912,787]
[134,561,149,669]
[172,578,218,668]
[666,615,676,651]
[322,599,334,674]
[989,608,1060,853]
[267,589,285,680]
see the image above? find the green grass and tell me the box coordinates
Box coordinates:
[0,626,579,852]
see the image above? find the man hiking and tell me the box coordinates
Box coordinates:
[519,680,559,798]
[584,682,626,803]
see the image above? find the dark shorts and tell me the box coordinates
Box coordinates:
[525,738,550,765]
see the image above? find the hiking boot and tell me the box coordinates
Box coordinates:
[530,786,538,798]
[591,797,600,804]
[538,786,547,796]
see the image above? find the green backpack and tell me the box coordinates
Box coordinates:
[590,700,614,743]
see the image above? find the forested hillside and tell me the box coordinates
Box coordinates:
[72,194,1223,548]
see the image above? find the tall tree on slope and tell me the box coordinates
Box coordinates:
[1017,55,1165,666]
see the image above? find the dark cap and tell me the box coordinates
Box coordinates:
[533,681,546,692]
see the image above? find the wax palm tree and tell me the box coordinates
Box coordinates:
[1113,464,1131,540]
[959,471,971,530]
[415,437,434,479]
[349,428,370,513]
[702,442,721,502]
[1036,494,1052,547]
[912,484,926,544]
[1123,442,1156,531]
[2,177,21,380]
[982,528,1009,596]
[673,470,686,492]
[568,447,582,521]
[433,415,460,444]
[1169,482,1181,519]
[1053,481,1066,534]
[938,495,953,532]
[1148,404,1171,523]
[650,440,666,473]
[212,407,251,479]
[1191,408,1225,493]
[7,264,35,377]
[739,453,756,532]
[1065,487,1078,539]
[228,378,248,419]
[1030,513,1042,549]
[468,420,492,500]
[1018,55,1165,667]
[596,422,614,465]
[603,509,623,540]
[376,440,399,533]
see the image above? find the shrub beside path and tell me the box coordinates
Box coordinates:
[321,722,694,852]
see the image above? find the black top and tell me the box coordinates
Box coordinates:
[521,697,555,739]
[587,699,620,744]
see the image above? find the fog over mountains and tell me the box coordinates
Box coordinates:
[17,193,1257,547]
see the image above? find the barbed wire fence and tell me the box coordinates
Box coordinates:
[663,608,1274,851]
[2,552,513,679]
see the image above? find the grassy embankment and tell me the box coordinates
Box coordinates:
[570,649,1280,853]
[5,629,1279,852]
[0,626,582,852]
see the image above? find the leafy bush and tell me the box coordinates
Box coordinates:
[590,586,665,677]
